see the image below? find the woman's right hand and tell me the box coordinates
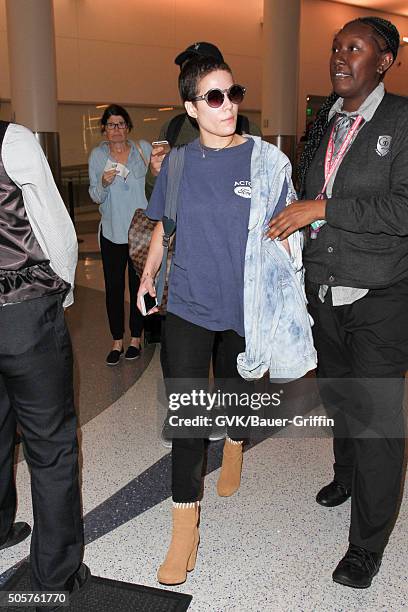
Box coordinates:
[102,168,117,188]
[149,145,169,177]
[137,274,159,315]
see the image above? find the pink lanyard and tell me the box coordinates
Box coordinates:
[316,115,363,199]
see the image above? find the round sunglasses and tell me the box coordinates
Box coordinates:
[191,84,246,108]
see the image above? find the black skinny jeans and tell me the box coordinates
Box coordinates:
[100,231,143,341]
[163,312,250,503]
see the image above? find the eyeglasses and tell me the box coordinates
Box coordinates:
[191,84,246,108]
[106,122,127,130]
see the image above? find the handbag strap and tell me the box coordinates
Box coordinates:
[156,145,186,305]
[135,140,148,167]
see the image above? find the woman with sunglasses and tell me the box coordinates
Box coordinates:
[137,56,313,585]
[269,17,408,588]
[88,104,151,365]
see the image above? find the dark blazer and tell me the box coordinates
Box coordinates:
[304,92,408,288]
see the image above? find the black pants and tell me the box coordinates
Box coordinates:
[0,294,83,590]
[307,280,407,553]
[100,231,143,341]
[163,313,248,503]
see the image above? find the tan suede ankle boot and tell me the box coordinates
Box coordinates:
[157,503,200,585]
[217,439,243,497]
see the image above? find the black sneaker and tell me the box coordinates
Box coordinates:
[208,403,226,441]
[125,345,141,360]
[106,348,124,366]
[160,421,173,449]
[332,544,382,588]
[208,421,226,441]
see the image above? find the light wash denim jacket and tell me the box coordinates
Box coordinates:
[237,136,317,381]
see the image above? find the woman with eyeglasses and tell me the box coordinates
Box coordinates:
[269,17,408,588]
[88,104,152,365]
[137,56,313,585]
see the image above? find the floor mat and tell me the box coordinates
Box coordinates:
[0,562,192,611]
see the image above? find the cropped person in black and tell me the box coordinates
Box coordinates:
[268,17,407,589]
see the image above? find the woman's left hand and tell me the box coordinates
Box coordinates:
[267,199,327,240]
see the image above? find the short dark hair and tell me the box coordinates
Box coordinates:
[100,104,133,133]
[178,56,232,103]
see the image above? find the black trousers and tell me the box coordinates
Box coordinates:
[100,231,143,341]
[0,294,83,590]
[307,280,407,553]
[163,312,248,503]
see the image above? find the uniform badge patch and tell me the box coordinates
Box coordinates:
[376,135,391,157]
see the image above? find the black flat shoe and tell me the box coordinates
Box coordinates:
[125,345,141,360]
[106,348,123,366]
[332,545,382,588]
[0,522,31,550]
[316,480,351,507]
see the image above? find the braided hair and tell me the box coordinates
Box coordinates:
[297,91,339,195]
[296,16,400,196]
[357,16,400,61]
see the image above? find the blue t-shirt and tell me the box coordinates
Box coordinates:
[147,138,286,336]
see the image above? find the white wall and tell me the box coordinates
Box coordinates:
[0,0,407,161]
[14,0,262,112]
[298,0,408,136]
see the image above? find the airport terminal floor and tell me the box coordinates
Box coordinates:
[0,209,407,611]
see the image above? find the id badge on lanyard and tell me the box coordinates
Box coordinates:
[310,115,363,239]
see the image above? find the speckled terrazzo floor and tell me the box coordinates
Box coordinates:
[81,433,408,612]
[1,225,408,610]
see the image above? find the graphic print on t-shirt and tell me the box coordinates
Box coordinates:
[146,137,255,336]
[234,180,251,199]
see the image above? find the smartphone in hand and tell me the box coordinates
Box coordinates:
[152,140,170,154]
[140,292,158,316]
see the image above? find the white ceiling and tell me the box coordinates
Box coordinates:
[329,0,408,17]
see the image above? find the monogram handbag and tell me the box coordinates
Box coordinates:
[128,145,185,310]
[128,208,172,308]
[128,209,157,278]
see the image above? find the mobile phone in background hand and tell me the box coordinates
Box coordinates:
[140,292,158,316]
[152,140,170,154]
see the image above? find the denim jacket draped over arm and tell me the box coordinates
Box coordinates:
[237,136,317,381]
